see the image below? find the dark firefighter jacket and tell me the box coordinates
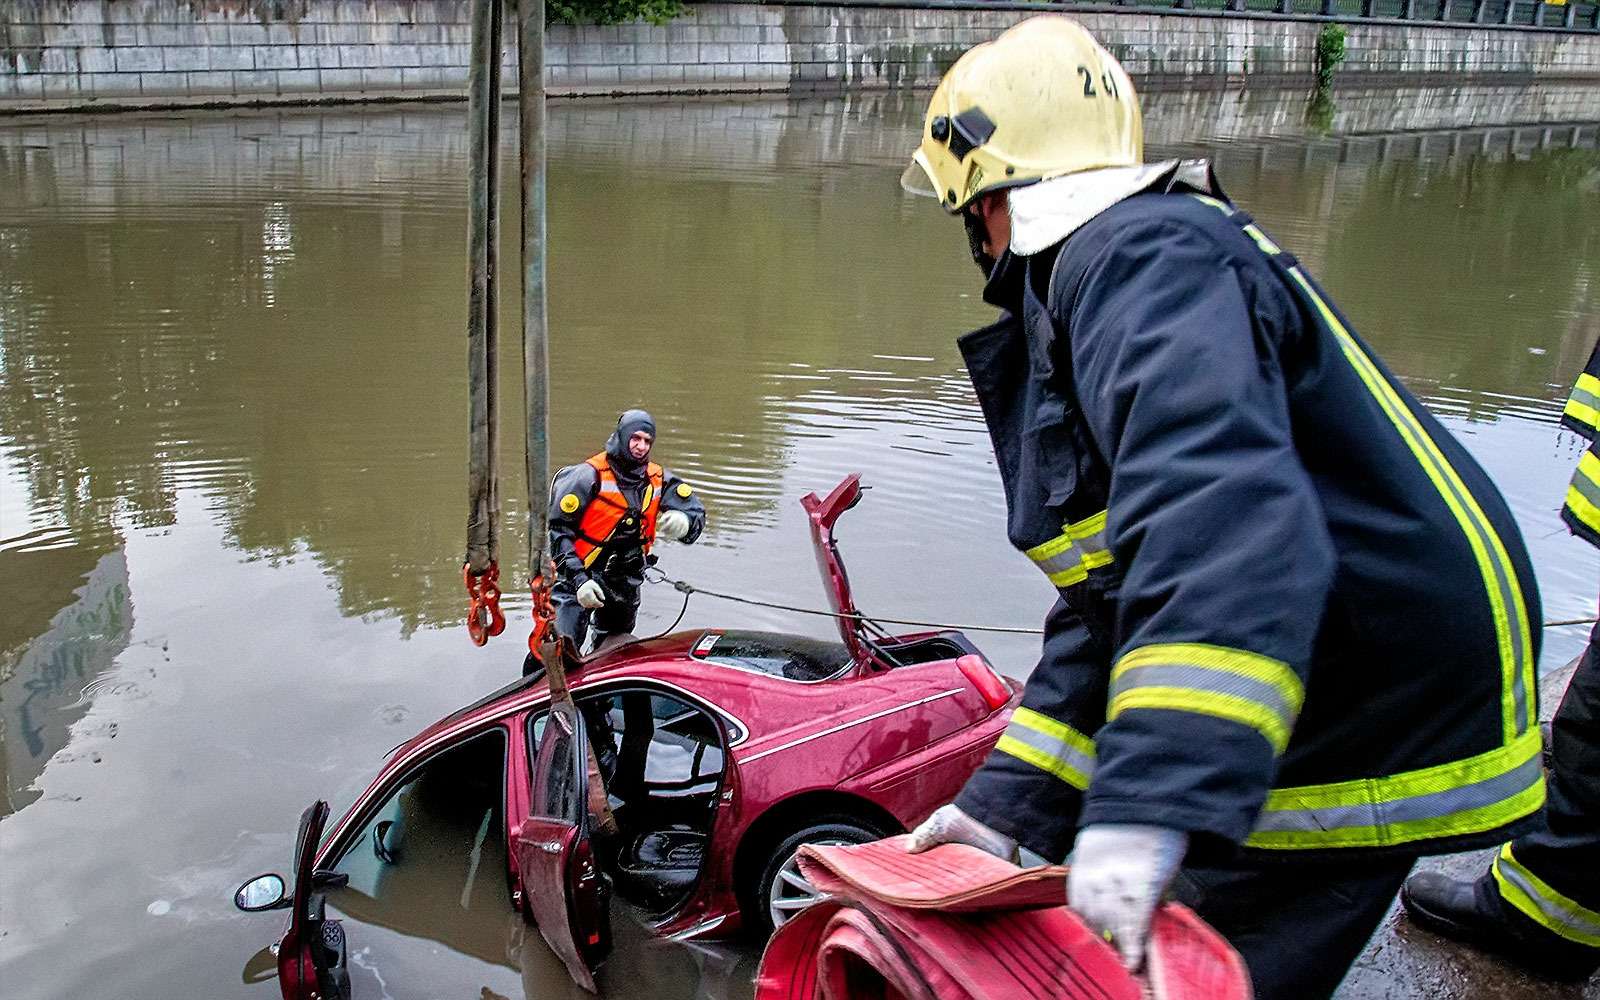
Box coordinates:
[1561,340,1600,548]
[953,183,1545,865]
[549,457,705,590]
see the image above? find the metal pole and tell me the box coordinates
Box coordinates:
[518,0,550,583]
[465,0,502,580]
[515,0,576,691]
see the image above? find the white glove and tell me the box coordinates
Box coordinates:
[1067,823,1188,972]
[576,579,607,609]
[656,509,691,542]
[905,803,1019,863]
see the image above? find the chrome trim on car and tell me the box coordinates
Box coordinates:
[737,688,966,765]
[666,913,727,941]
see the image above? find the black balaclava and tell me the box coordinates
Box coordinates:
[963,208,998,277]
[604,409,656,492]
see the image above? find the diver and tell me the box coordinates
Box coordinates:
[547,409,705,656]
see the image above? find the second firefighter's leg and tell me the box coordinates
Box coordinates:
[1175,857,1416,1000]
[1404,623,1600,982]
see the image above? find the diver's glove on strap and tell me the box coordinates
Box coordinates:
[657,509,691,542]
[905,803,1020,864]
[576,579,607,609]
[1067,823,1189,973]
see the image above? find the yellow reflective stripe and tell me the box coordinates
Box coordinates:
[1566,451,1600,537]
[1242,224,1281,256]
[1248,728,1545,849]
[1067,510,1106,540]
[1025,510,1113,588]
[1112,644,1305,713]
[1285,268,1534,741]
[1188,192,1534,740]
[1112,688,1293,754]
[1564,372,1600,434]
[1567,483,1600,537]
[1494,845,1600,948]
[1108,644,1303,755]
[996,707,1096,791]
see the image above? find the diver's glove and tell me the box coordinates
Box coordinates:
[576,579,607,609]
[656,509,691,542]
[905,803,1019,863]
[1067,823,1188,972]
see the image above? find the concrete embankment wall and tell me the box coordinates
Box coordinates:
[3,0,1599,112]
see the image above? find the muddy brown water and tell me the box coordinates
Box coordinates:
[1,85,1597,1000]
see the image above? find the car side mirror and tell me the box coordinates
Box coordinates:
[234,873,289,912]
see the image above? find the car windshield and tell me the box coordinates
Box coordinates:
[691,630,852,681]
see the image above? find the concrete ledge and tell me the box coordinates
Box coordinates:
[4,0,1599,114]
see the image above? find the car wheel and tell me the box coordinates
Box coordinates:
[754,818,885,938]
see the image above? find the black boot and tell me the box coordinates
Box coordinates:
[1402,871,1600,983]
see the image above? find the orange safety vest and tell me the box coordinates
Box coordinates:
[572,453,663,568]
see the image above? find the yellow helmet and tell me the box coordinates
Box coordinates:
[902,16,1143,213]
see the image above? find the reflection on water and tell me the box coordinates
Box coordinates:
[0,545,130,816]
[0,84,1597,999]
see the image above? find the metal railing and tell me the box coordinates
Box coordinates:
[745,0,1600,32]
[1194,0,1599,30]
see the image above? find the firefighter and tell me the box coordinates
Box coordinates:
[1399,341,1600,984]
[548,410,705,653]
[899,17,1545,999]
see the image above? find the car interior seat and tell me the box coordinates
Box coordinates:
[612,825,708,913]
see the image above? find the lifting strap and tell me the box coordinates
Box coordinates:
[462,0,506,647]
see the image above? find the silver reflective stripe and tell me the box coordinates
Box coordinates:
[1108,644,1304,755]
[1572,461,1600,508]
[598,481,622,494]
[1032,535,1103,578]
[1112,665,1298,733]
[1494,847,1600,946]
[1025,512,1112,588]
[1568,380,1600,429]
[1001,717,1096,785]
[1253,750,1543,835]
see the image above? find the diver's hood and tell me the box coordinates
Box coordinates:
[605,409,657,482]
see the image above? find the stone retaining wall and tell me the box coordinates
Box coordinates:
[3,1,1599,112]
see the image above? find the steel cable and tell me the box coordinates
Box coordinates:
[645,568,1597,636]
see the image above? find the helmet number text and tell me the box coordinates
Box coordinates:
[1077,65,1119,100]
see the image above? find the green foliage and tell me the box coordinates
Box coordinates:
[547,0,686,26]
[1314,24,1348,91]
[1304,89,1336,134]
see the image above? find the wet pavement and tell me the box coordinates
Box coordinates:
[1,83,1597,998]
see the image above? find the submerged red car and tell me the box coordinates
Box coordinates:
[235,475,1020,996]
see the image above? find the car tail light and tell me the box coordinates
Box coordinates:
[956,654,1011,711]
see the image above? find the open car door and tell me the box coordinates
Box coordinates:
[800,474,873,665]
[517,699,612,992]
[278,801,352,1000]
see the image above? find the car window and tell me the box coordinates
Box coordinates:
[326,729,510,956]
[531,704,583,824]
[528,690,725,802]
[691,630,852,681]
